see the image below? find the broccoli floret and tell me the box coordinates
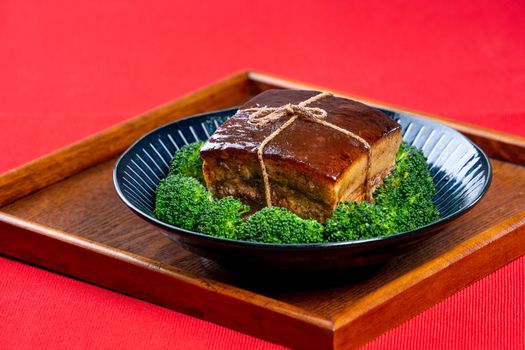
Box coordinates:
[323,142,439,240]
[155,141,439,243]
[374,141,440,232]
[154,174,211,230]
[170,141,205,183]
[240,207,324,244]
[196,197,250,239]
[324,202,395,242]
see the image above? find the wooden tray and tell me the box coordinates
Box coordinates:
[1,71,524,350]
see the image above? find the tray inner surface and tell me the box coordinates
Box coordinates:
[2,155,524,318]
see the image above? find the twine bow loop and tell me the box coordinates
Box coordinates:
[243,102,329,126]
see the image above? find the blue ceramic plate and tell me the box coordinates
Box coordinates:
[113,107,491,273]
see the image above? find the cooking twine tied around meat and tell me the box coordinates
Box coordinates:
[241,91,373,208]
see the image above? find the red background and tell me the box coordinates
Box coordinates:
[1,0,524,348]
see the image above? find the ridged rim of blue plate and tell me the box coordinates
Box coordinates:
[113,107,492,250]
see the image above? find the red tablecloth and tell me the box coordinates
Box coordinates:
[1,1,524,349]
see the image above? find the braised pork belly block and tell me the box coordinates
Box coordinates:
[200,90,402,222]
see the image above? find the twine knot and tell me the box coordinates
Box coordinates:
[243,102,330,126]
[242,92,332,126]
